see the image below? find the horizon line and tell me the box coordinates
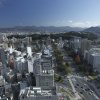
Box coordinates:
[0,25,97,29]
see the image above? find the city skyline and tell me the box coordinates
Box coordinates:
[0,0,100,27]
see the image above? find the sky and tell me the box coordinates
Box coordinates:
[0,0,100,27]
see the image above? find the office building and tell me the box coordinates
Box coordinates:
[35,47,54,87]
[84,48,100,73]
[80,39,92,55]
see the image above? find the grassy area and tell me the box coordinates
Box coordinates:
[67,95,70,100]
[54,74,63,83]
[60,88,66,92]
[59,88,74,100]
[88,75,96,80]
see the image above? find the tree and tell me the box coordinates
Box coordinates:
[75,55,81,64]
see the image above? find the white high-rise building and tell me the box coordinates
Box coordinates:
[27,46,32,57]
[28,59,33,73]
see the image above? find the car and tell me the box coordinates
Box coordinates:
[81,86,83,89]
[76,84,79,86]
[82,89,85,92]
[84,84,86,86]
[90,90,93,93]
[64,75,67,78]
[88,92,92,95]
[76,73,79,76]
[80,91,83,94]
[85,88,90,91]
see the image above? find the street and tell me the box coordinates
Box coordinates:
[59,47,100,100]
[71,76,99,100]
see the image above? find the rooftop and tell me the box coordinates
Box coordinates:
[20,87,56,98]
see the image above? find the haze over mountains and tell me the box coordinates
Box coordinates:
[0,26,84,33]
[0,26,100,35]
[83,26,100,35]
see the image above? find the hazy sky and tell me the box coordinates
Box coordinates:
[0,0,100,27]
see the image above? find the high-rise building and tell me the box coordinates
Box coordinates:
[84,48,100,73]
[27,59,33,73]
[0,48,7,76]
[0,48,6,65]
[70,36,81,52]
[80,39,92,55]
[11,83,20,100]
[27,46,32,57]
[15,57,28,73]
[35,47,54,87]
[0,76,5,86]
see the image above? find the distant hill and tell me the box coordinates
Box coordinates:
[0,26,84,33]
[83,26,100,35]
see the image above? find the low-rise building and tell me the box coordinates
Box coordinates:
[20,87,58,100]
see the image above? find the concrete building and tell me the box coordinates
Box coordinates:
[11,83,20,100]
[0,48,8,77]
[0,43,8,50]
[0,92,8,100]
[6,70,15,83]
[58,37,64,49]
[36,72,54,87]
[0,76,5,86]
[2,34,8,43]
[80,39,92,55]
[27,46,32,57]
[0,61,3,75]
[70,36,81,52]
[35,48,54,87]
[0,48,6,65]
[5,83,12,99]
[33,59,41,75]
[15,57,28,73]
[27,59,34,73]
[20,87,58,100]
[8,46,14,54]
[84,48,100,73]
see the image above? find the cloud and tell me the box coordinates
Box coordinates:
[68,20,73,23]
[69,21,99,27]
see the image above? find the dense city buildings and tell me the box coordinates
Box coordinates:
[0,32,100,100]
[0,0,100,99]
[0,34,61,100]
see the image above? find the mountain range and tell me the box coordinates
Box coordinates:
[83,26,100,35]
[0,26,100,35]
[0,26,84,33]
